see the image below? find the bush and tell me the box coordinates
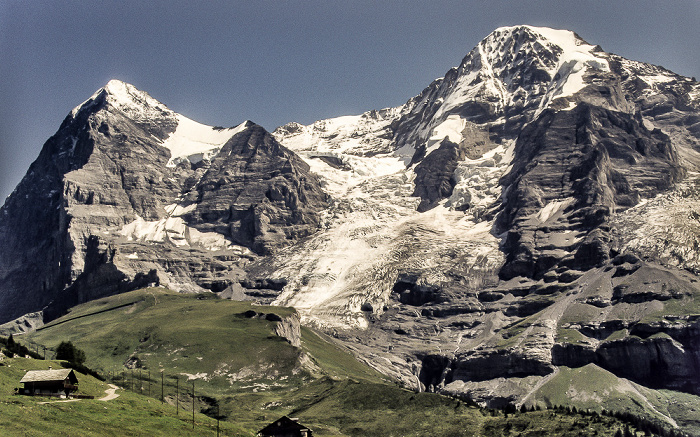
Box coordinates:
[55,341,86,365]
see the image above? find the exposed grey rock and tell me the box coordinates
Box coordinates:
[0,81,328,323]
[496,103,684,280]
[0,312,44,336]
[274,312,302,347]
[185,124,329,255]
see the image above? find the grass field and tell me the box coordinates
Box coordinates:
[527,364,700,436]
[0,357,246,436]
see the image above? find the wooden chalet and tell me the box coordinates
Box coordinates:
[19,368,78,397]
[258,416,313,437]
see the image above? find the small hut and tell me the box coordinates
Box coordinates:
[19,368,78,397]
[258,416,313,437]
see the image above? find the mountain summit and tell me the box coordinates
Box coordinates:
[2,26,700,430]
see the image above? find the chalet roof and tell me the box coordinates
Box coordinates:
[258,416,311,435]
[20,369,77,384]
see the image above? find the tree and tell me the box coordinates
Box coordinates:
[504,403,517,414]
[55,341,86,365]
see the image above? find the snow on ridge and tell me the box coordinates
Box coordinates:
[275,106,410,197]
[103,79,167,111]
[522,26,610,99]
[71,79,172,120]
[162,116,248,167]
[485,25,609,100]
[488,25,588,52]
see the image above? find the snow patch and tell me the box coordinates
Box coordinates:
[162,116,247,167]
[537,198,575,223]
[426,115,466,155]
[119,203,244,251]
[180,372,208,381]
[640,74,675,87]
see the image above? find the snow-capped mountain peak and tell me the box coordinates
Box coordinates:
[3,26,700,426]
[68,80,252,167]
[71,79,174,122]
[102,79,167,110]
[440,25,609,119]
[474,25,608,81]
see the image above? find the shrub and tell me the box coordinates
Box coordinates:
[55,341,86,365]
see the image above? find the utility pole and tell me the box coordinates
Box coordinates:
[161,371,164,404]
[192,380,195,430]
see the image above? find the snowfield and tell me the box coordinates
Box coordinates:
[161,116,247,167]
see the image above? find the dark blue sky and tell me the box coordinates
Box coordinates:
[2,1,699,202]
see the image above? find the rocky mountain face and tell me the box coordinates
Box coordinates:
[0,80,328,323]
[267,25,700,424]
[2,24,700,430]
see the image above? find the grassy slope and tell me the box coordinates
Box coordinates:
[28,288,302,387]
[292,380,629,437]
[11,288,634,436]
[0,358,630,437]
[0,357,244,436]
[528,364,700,436]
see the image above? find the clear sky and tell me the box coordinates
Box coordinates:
[2,1,699,202]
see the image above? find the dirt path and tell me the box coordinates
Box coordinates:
[623,381,678,428]
[98,384,120,401]
[37,384,120,404]
[519,367,560,407]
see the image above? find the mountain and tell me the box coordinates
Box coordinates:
[2,25,700,432]
[0,80,329,322]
